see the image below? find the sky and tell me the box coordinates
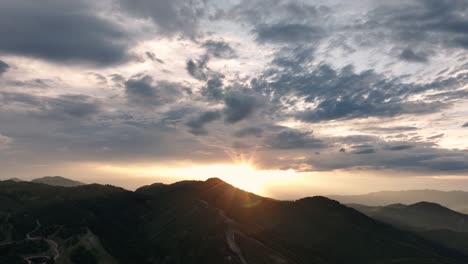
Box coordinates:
[0,0,467,197]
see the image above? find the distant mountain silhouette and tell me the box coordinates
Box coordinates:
[350,202,468,255]
[349,202,468,232]
[0,178,466,264]
[330,190,468,212]
[5,177,23,182]
[31,176,85,187]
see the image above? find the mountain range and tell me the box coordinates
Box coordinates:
[330,190,468,212]
[5,176,86,187]
[349,202,468,255]
[0,177,467,264]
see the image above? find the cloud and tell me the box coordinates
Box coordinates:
[386,145,414,151]
[41,95,101,119]
[399,48,428,63]
[0,92,100,120]
[223,91,260,123]
[266,137,468,174]
[360,0,468,57]
[124,75,182,107]
[463,122,468,127]
[363,126,418,133]
[352,148,376,154]
[224,0,330,51]
[0,60,9,75]
[145,51,164,63]
[234,127,263,138]
[186,110,221,135]
[202,76,225,100]
[257,62,458,122]
[427,133,445,140]
[0,0,133,65]
[186,55,210,81]
[255,23,325,44]
[266,129,326,149]
[117,0,206,37]
[202,40,237,59]
[0,134,12,149]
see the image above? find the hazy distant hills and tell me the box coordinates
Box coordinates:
[5,177,23,182]
[0,178,467,264]
[330,190,468,212]
[31,176,85,187]
[350,202,468,255]
[3,176,86,187]
[349,202,468,232]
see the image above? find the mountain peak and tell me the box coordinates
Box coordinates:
[204,177,226,185]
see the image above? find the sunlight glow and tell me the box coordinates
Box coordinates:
[95,162,298,195]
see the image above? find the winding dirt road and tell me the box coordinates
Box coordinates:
[23,220,60,263]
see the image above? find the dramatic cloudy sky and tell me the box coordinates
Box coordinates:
[0,0,467,196]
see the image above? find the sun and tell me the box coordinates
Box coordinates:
[171,162,265,194]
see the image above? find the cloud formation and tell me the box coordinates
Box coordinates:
[0,0,133,65]
[0,60,9,75]
[0,0,467,182]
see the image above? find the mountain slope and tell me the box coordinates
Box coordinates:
[330,190,468,212]
[31,176,85,187]
[139,178,468,264]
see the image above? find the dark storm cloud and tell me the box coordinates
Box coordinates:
[0,60,9,75]
[399,48,429,63]
[117,0,206,37]
[0,0,133,65]
[124,75,182,107]
[202,40,237,59]
[266,129,326,149]
[186,110,221,135]
[255,24,325,44]
[463,122,468,127]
